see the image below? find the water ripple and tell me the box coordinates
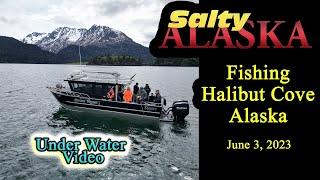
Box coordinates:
[0,64,199,180]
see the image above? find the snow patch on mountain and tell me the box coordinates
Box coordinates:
[22,32,48,44]
[22,25,131,53]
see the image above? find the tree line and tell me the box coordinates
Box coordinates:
[87,55,199,66]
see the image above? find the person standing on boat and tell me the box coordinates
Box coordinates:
[123,87,133,103]
[118,85,123,101]
[144,84,151,98]
[133,83,139,102]
[149,92,155,102]
[137,87,148,103]
[141,87,148,102]
[154,90,162,104]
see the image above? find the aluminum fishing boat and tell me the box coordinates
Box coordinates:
[48,70,189,121]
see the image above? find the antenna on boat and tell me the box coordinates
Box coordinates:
[78,44,82,66]
[130,74,136,80]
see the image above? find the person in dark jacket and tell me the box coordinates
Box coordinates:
[118,85,123,101]
[144,84,151,97]
[149,92,155,102]
[133,83,139,102]
[154,90,161,104]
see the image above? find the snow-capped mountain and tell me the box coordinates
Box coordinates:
[21,25,153,63]
[23,32,48,44]
[22,25,131,53]
[78,25,129,47]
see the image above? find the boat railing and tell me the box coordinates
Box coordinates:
[66,70,134,85]
[144,102,162,107]
[48,87,90,98]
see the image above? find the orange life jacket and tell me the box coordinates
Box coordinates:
[123,89,133,103]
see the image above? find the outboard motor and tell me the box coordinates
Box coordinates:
[172,101,189,121]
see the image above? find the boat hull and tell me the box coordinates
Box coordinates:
[59,102,159,121]
[49,88,162,121]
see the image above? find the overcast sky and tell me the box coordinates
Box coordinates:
[0,0,198,46]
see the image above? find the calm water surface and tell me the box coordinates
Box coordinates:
[0,64,199,180]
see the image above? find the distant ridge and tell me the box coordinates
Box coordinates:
[22,25,154,64]
[0,36,60,63]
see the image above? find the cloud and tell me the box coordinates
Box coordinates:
[98,0,146,16]
[51,15,83,27]
[0,16,18,24]
[0,16,9,23]
[0,0,198,46]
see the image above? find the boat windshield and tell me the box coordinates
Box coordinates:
[69,81,124,99]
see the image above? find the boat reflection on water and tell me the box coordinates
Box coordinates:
[49,107,162,134]
[49,107,190,137]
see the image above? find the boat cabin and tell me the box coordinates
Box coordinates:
[65,71,133,100]
[67,81,125,99]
